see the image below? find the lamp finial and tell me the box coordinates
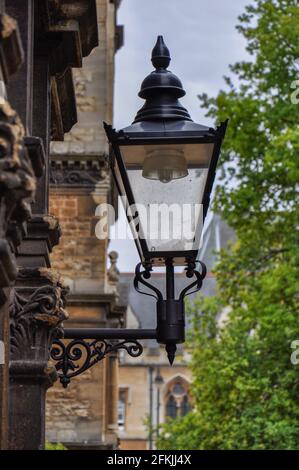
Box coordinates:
[151,35,171,69]
[134,35,192,122]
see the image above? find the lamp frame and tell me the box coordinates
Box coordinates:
[104,120,228,265]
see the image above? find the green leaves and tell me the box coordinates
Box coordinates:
[157,0,299,451]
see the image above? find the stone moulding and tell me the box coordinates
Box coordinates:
[34,1,99,142]
[50,154,108,188]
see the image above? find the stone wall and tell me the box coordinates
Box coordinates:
[46,0,124,449]
[46,365,107,445]
[49,188,108,287]
[51,0,117,157]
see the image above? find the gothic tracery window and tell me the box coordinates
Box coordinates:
[165,378,191,419]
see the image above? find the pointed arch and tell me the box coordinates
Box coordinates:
[163,375,192,420]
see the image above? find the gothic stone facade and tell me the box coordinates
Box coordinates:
[0,0,122,450]
[46,0,124,449]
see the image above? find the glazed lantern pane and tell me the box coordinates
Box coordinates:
[118,142,215,256]
[104,35,227,266]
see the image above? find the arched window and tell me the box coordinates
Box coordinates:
[181,394,191,416]
[166,394,177,419]
[165,377,191,419]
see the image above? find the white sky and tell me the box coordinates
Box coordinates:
[110,0,249,272]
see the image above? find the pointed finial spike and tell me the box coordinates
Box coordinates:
[151,35,171,69]
[166,343,176,365]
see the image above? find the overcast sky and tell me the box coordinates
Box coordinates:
[110,0,250,272]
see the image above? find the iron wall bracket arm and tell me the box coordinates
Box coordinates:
[51,329,156,388]
[50,259,206,388]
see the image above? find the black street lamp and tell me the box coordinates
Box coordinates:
[104,36,227,265]
[104,36,227,364]
[50,35,227,387]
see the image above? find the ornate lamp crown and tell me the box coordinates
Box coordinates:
[134,35,192,123]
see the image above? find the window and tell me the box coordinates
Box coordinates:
[118,390,127,429]
[165,379,191,419]
[181,395,191,416]
[166,395,177,419]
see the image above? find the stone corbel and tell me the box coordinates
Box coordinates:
[115,24,124,52]
[10,268,69,383]
[17,214,62,268]
[34,1,98,142]
[36,0,98,76]
[49,0,98,58]
[51,69,77,141]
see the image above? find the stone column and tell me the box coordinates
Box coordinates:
[0,4,33,448]
[5,1,60,450]
[0,101,36,449]
[0,297,9,450]
[9,268,68,450]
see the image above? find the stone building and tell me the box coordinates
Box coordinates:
[0,0,122,451]
[46,0,124,449]
[117,215,234,450]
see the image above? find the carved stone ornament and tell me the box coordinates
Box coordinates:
[0,102,36,292]
[50,156,107,188]
[10,268,69,364]
[108,251,120,284]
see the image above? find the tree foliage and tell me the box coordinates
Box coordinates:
[157,0,299,450]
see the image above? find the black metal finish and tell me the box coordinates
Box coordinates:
[103,37,227,265]
[166,258,175,299]
[50,259,206,387]
[133,259,206,364]
[104,118,227,265]
[51,328,156,388]
[134,35,192,122]
[63,328,156,340]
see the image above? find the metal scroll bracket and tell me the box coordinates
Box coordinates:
[50,259,206,388]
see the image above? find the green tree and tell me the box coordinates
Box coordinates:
[157,0,299,450]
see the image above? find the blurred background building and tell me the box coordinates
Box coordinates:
[0,0,236,451]
[46,0,124,450]
[117,214,234,450]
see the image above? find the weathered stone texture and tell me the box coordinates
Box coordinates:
[51,0,116,156]
[46,361,106,444]
[50,194,107,282]
[46,0,123,449]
